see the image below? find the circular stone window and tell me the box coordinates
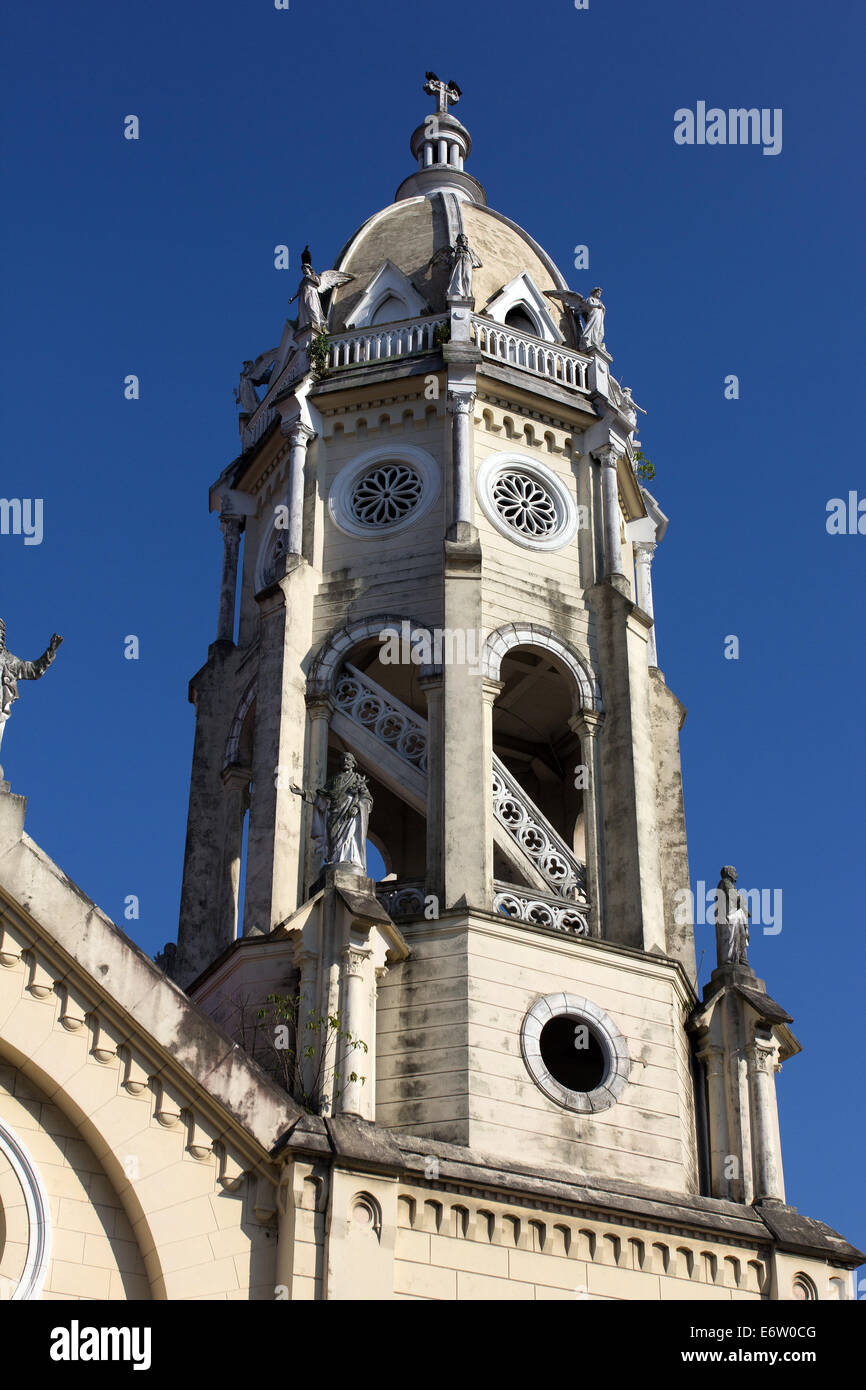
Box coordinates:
[329,445,440,539]
[350,462,423,527]
[521,993,630,1113]
[476,454,578,551]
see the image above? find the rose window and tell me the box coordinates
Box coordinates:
[350,463,424,528]
[491,471,559,538]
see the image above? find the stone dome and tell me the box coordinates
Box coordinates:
[329,193,570,333]
[327,82,571,337]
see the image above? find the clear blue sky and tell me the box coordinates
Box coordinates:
[2,0,863,1254]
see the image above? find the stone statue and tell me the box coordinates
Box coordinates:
[0,620,63,761]
[292,752,372,871]
[291,247,354,333]
[431,233,483,301]
[234,353,275,414]
[545,286,606,351]
[714,865,751,967]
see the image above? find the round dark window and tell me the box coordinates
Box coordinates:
[539,1015,607,1093]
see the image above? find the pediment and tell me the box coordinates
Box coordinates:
[344,260,429,328]
[480,271,563,342]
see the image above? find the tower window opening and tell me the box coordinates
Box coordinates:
[539,1016,607,1092]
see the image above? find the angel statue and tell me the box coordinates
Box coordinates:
[431,233,483,302]
[0,619,63,761]
[290,246,354,333]
[713,865,751,968]
[234,354,275,415]
[291,752,373,871]
[545,286,606,351]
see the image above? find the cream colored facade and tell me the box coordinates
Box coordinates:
[0,82,861,1301]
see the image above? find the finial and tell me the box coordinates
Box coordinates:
[423,71,462,115]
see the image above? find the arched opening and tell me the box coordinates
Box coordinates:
[371,295,407,325]
[324,634,429,896]
[491,646,585,888]
[504,304,539,336]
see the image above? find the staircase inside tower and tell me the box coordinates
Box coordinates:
[328,649,590,934]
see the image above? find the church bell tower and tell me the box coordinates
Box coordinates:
[169,77,846,1273]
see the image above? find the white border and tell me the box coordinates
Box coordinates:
[520,993,630,1114]
[328,445,441,540]
[476,453,578,552]
[0,1118,52,1300]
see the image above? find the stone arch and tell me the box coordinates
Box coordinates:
[0,1027,162,1298]
[480,623,601,713]
[307,614,439,696]
[224,678,257,768]
[0,1115,51,1300]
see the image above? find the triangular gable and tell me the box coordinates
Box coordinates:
[480,271,563,342]
[344,260,429,328]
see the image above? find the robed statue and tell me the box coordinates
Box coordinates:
[0,619,63,759]
[290,246,354,333]
[431,233,482,301]
[292,752,372,870]
[714,865,751,967]
[545,286,606,351]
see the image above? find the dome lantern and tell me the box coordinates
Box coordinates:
[395,72,487,205]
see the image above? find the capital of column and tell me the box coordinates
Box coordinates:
[569,709,604,741]
[695,1040,725,1074]
[305,692,335,721]
[448,390,476,416]
[633,539,656,563]
[593,444,623,471]
[219,513,244,539]
[281,417,316,449]
[342,944,372,979]
[220,762,252,793]
[481,676,505,705]
[746,1035,778,1076]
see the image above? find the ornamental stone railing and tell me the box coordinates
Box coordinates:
[471,318,590,394]
[493,882,591,936]
[241,402,278,452]
[333,663,588,907]
[376,879,427,920]
[327,316,448,370]
[491,756,588,902]
[334,663,428,773]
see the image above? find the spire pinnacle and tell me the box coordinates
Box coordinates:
[423,72,462,116]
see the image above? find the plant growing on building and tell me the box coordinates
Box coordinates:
[310,333,331,375]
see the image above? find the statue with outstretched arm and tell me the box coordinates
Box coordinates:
[0,620,63,759]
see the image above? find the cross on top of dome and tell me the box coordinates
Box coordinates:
[423,72,462,115]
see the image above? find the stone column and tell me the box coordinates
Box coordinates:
[216,764,250,946]
[633,540,658,666]
[696,1040,730,1199]
[568,710,605,937]
[293,943,320,1105]
[303,694,334,892]
[338,944,372,1118]
[748,1030,786,1204]
[596,446,624,578]
[448,390,475,529]
[283,418,316,556]
[419,674,444,908]
[216,514,243,643]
